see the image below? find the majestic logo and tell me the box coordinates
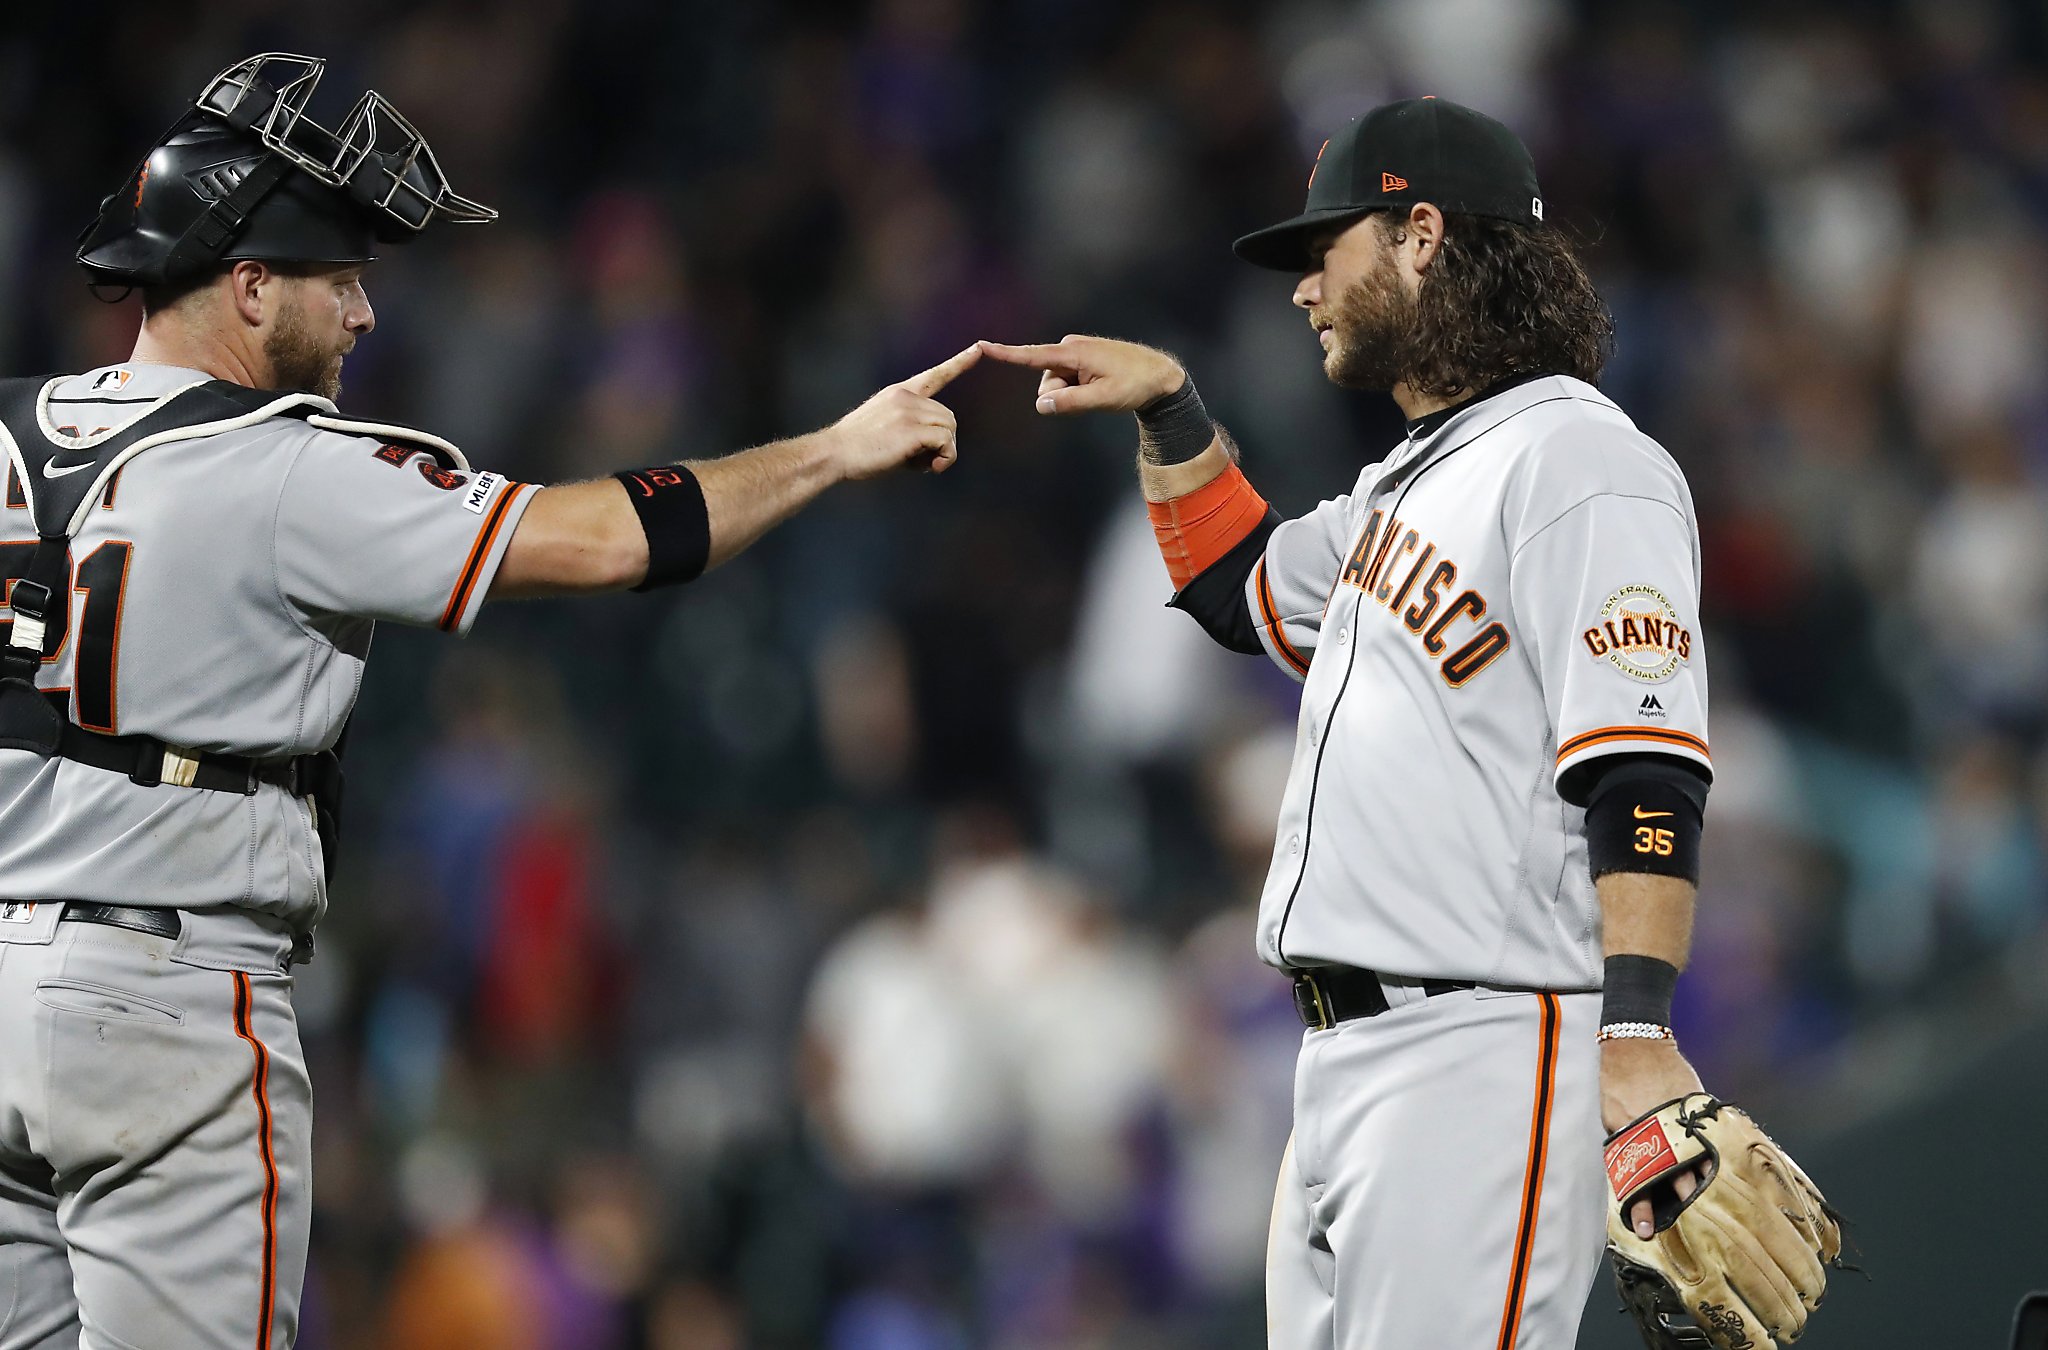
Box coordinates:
[1381,171,1408,192]
[1583,585,1692,683]
[1638,693,1665,719]
[417,461,464,491]
[91,368,132,392]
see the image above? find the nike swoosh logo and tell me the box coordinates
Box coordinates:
[1632,807,1673,820]
[41,460,92,478]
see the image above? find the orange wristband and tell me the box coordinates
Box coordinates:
[1148,463,1270,589]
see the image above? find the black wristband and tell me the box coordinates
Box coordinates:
[1136,375,1214,465]
[614,466,709,590]
[1601,954,1679,1028]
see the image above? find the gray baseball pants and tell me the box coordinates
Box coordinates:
[1267,983,1606,1349]
[0,903,307,1350]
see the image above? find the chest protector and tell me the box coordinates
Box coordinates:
[0,375,466,886]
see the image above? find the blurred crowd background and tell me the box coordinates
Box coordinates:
[4,0,2047,1345]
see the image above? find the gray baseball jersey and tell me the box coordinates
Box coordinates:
[1244,374,1709,988]
[0,363,535,1350]
[0,362,535,928]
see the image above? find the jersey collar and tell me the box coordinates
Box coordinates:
[1403,370,1558,442]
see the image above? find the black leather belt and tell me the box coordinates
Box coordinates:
[60,903,182,940]
[1292,965,1474,1030]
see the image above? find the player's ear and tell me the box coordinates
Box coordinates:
[226,260,271,329]
[1406,203,1445,275]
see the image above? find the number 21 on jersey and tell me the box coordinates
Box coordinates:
[0,540,133,734]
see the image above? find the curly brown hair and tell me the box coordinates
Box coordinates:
[1381,211,1613,398]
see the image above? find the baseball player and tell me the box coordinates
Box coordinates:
[0,55,977,1350]
[982,98,1837,1348]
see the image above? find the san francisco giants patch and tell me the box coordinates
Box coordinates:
[418,461,464,491]
[1582,584,1692,683]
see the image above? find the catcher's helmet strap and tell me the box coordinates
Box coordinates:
[162,154,293,282]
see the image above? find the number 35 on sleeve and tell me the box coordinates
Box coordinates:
[1632,826,1675,857]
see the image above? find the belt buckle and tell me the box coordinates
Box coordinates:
[1292,971,1334,1031]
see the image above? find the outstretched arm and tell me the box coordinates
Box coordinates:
[489,346,979,598]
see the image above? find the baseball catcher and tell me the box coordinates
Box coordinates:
[0,53,977,1350]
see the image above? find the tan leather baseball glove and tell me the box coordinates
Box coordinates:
[1604,1093,1843,1349]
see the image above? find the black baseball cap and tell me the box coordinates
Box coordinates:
[1233,97,1545,272]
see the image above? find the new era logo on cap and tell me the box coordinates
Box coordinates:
[1382,172,1408,192]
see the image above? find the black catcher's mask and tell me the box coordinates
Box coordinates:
[77,53,495,291]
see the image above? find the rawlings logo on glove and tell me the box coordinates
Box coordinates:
[1604,1094,1844,1350]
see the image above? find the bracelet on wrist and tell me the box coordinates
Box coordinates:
[1596,1022,1675,1043]
[1136,375,1214,466]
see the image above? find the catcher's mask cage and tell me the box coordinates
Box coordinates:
[77,52,495,293]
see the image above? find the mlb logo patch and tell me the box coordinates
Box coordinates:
[0,902,37,923]
[91,369,131,393]
[462,471,503,514]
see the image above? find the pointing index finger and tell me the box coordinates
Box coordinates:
[976,339,1072,370]
[902,344,982,398]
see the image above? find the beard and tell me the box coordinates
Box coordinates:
[263,298,347,401]
[1320,255,1419,393]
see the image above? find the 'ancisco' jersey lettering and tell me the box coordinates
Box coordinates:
[1247,375,1709,988]
[0,363,535,924]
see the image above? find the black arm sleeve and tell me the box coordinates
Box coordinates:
[1165,508,1280,655]
[1578,752,1711,882]
[1560,749,1710,812]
